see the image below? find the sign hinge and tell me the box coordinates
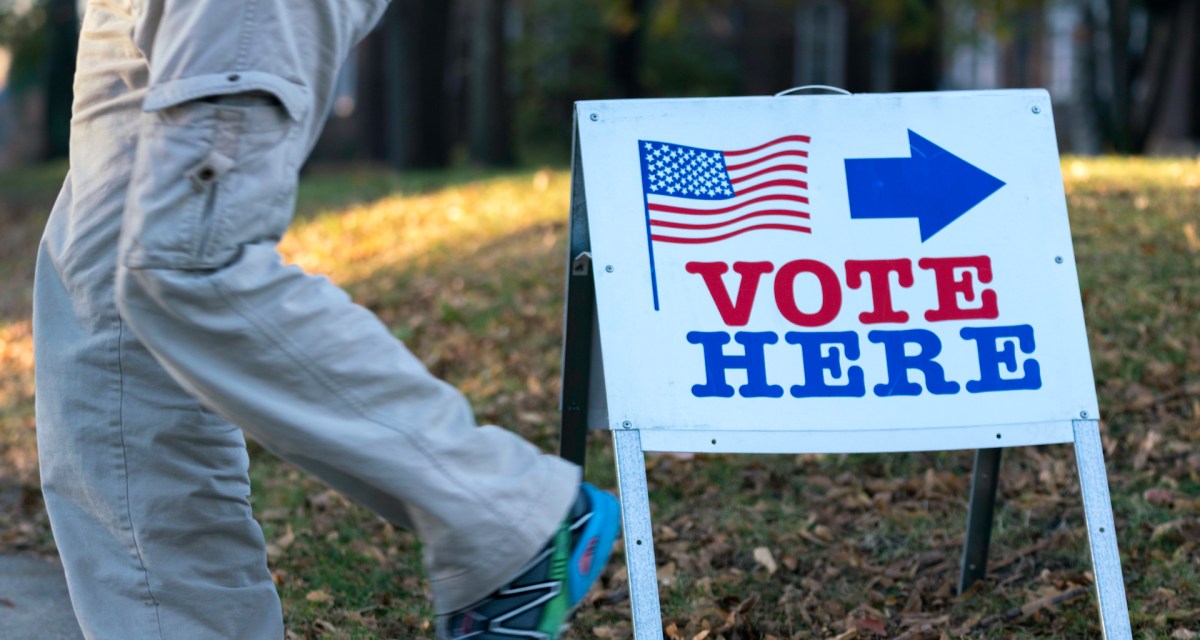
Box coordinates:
[571,252,592,277]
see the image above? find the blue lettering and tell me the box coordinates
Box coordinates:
[961,325,1042,392]
[687,331,784,398]
[867,329,960,396]
[784,331,866,398]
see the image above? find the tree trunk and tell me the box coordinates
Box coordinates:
[43,0,78,160]
[355,30,388,162]
[380,0,452,170]
[1108,0,1133,151]
[1190,1,1200,140]
[1130,1,1182,151]
[610,0,647,98]
[1087,0,1190,153]
[891,0,939,93]
[468,0,513,166]
[739,0,792,95]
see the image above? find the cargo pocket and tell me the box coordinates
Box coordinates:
[121,92,299,271]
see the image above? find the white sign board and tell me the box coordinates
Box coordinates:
[577,90,1098,452]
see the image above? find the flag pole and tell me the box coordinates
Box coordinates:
[642,191,661,311]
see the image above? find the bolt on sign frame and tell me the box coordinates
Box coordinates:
[558,90,1131,638]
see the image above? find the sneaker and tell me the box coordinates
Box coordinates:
[435,483,622,639]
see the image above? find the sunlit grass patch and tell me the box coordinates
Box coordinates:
[283,168,566,280]
[0,320,37,482]
[1062,155,1200,190]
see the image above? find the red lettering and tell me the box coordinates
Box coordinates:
[774,259,842,327]
[685,261,775,326]
[845,259,914,324]
[918,256,999,321]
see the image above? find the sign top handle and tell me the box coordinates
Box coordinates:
[775,85,852,96]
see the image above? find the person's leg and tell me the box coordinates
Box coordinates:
[35,1,282,637]
[115,0,581,615]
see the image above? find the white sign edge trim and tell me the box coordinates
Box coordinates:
[638,419,1075,454]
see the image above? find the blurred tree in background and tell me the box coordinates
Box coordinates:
[0,1,50,93]
[0,0,76,162]
[358,0,453,170]
[509,0,741,158]
[1,0,76,162]
[1,0,1198,170]
[361,0,1197,161]
[1083,0,1199,153]
[468,0,514,166]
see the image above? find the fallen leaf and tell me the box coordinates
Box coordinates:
[276,524,295,550]
[753,547,778,575]
[258,507,291,521]
[1145,488,1174,505]
[305,589,333,604]
[1183,222,1199,252]
[1152,518,1200,542]
[657,562,677,586]
[593,625,619,639]
[852,617,887,636]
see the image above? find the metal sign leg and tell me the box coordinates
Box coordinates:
[613,429,664,639]
[958,447,1003,594]
[1073,419,1132,639]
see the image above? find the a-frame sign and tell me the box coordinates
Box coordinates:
[559,89,1132,638]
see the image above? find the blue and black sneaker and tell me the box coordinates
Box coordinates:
[436,483,621,639]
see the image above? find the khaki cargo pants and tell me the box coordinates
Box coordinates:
[33,1,579,637]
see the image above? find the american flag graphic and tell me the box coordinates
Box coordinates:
[638,135,811,244]
[637,135,811,309]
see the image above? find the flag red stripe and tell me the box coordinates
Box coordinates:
[728,163,808,185]
[725,150,810,172]
[650,210,811,230]
[734,179,809,196]
[652,224,812,244]
[647,194,809,215]
[723,135,812,157]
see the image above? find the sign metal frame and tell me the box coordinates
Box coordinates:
[558,92,1132,638]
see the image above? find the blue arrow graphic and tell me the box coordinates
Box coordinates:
[844,130,1005,241]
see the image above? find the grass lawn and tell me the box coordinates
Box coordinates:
[1,157,1197,638]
